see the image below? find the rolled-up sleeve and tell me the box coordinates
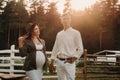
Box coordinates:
[19,40,28,57]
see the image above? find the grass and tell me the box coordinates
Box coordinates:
[43,72,57,76]
[75,66,120,80]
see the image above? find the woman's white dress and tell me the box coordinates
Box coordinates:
[26,44,45,80]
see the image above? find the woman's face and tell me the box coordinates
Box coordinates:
[32,25,40,37]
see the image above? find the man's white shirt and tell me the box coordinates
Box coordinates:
[51,27,83,60]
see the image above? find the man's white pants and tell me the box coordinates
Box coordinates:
[55,59,76,80]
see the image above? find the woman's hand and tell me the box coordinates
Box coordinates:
[48,59,56,73]
[18,34,28,48]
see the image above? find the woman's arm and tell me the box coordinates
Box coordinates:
[18,34,28,48]
[19,39,28,57]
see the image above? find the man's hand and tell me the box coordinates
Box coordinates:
[64,57,77,64]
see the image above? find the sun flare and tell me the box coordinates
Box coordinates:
[71,0,97,11]
[54,0,98,14]
[24,0,98,14]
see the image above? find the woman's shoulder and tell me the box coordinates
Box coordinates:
[40,39,46,47]
[40,38,45,43]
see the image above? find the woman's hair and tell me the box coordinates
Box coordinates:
[26,23,33,33]
[27,23,39,39]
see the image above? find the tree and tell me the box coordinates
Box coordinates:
[45,2,61,50]
[64,0,72,14]
[1,1,29,48]
[114,4,120,49]
[69,0,120,53]
[28,0,47,24]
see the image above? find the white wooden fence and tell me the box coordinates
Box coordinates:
[0,45,57,76]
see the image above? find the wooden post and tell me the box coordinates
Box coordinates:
[84,49,87,80]
[10,45,15,74]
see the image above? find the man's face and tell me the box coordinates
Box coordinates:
[61,14,71,27]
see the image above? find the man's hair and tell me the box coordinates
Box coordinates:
[61,12,71,18]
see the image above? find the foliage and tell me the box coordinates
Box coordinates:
[44,2,62,50]
[43,72,57,75]
[71,0,120,53]
[1,1,29,48]
[28,0,46,24]
[76,60,84,67]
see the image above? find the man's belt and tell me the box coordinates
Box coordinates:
[57,57,72,61]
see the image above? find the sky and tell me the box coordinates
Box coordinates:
[48,0,98,14]
[15,0,120,14]
[44,0,120,14]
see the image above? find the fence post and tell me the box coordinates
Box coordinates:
[10,45,15,74]
[84,49,87,80]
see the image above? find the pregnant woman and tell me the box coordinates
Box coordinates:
[18,23,48,80]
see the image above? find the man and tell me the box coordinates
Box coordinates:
[50,13,83,80]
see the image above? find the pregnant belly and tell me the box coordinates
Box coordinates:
[36,51,45,69]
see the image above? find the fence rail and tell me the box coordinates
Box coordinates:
[0,45,58,79]
[0,45,53,74]
[1,45,120,80]
[0,45,25,74]
[83,49,120,80]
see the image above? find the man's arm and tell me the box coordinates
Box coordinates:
[50,36,59,61]
[74,31,84,59]
[49,35,59,72]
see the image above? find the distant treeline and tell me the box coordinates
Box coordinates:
[0,0,120,53]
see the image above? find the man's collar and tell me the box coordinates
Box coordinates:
[63,27,72,31]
